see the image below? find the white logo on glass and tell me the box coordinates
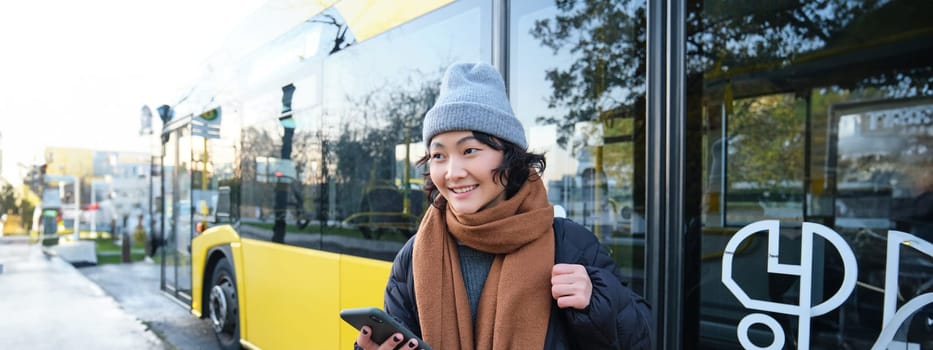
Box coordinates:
[722,220,932,350]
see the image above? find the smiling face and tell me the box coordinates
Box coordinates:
[428,130,507,214]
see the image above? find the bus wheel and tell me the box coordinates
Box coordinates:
[209,258,241,350]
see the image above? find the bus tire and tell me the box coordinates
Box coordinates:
[208,258,241,350]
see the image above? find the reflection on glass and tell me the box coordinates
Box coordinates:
[237,82,323,249]
[232,5,346,249]
[721,94,806,225]
[691,0,932,348]
[318,0,488,261]
[510,0,647,294]
[231,2,489,260]
[832,98,933,235]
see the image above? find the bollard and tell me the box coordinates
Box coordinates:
[122,231,131,263]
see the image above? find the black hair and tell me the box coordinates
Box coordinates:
[417,131,546,209]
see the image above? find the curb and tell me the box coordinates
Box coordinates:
[41,245,58,258]
[42,241,101,267]
[39,246,62,262]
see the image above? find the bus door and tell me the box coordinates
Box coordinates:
[161,119,194,303]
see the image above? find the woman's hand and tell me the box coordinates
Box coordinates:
[551,263,593,310]
[355,326,419,349]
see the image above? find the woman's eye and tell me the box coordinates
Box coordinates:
[464,148,479,155]
[431,153,445,160]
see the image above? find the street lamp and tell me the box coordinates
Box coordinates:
[157,105,174,145]
[151,104,174,259]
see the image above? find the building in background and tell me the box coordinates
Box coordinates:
[42,147,150,235]
[101,151,150,234]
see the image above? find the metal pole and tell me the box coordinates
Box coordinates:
[73,176,79,240]
[201,137,208,230]
[646,0,686,347]
[646,1,665,347]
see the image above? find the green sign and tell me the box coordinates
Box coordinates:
[198,107,221,122]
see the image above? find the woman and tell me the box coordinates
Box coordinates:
[356,62,652,349]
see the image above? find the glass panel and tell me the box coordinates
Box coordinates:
[688,0,933,348]
[322,0,490,261]
[161,131,176,293]
[238,93,286,244]
[176,127,192,298]
[192,129,218,231]
[509,0,647,294]
[723,93,806,226]
[202,108,239,226]
[234,8,348,250]
[237,78,324,248]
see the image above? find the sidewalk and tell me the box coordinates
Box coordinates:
[79,260,220,350]
[0,235,166,349]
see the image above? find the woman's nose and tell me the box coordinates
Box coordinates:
[445,157,467,180]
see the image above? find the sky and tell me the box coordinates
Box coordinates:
[0,0,266,185]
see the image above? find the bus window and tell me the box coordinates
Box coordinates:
[321,0,489,261]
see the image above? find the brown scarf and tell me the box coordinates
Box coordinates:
[413,178,554,350]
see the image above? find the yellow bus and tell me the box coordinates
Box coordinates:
[151,0,932,349]
[154,1,647,349]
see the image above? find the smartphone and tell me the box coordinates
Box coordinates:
[340,307,432,350]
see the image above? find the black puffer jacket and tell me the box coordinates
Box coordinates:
[383,218,653,349]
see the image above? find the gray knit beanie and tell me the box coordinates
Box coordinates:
[423,62,527,149]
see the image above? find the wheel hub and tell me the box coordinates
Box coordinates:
[209,279,237,334]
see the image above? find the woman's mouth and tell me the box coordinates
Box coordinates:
[450,185,478,194]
